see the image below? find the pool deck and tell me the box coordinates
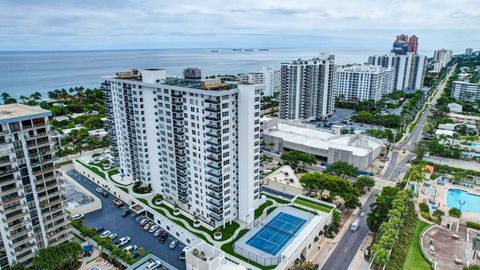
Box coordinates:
[418,180,480,224]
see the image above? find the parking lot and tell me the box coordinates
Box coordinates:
[66,170,186,270]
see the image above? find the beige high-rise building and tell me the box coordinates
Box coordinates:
[0,104,70,267]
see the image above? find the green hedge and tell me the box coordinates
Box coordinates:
[254,200,273,219]
[467,222,480,230]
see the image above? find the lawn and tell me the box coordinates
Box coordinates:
[402,220,431,270]
[263,193,290,204]
[77,160,106,179]
[254,200,273,219]
[293,197,333,213]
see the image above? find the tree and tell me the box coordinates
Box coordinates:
[354,176,375,194]
[464,265,480,270]
[367,187,400,233]
[32,241,82,270]
[281,151,315,172]
[292,260,316,270]
[325,161,358,179]
[432,209,445,223]
[30,91,42,100]
[7,263,28,270]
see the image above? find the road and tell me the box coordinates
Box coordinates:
[321,189,379,270]
[381,66,456,182]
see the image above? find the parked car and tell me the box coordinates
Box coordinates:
[169,239,179,249]
[146,260,162,270]
[108,233,118,240]
[153,228,163,238]
[96,227,105,233]
[122,209,131,217]
[149,224,159,233]
[102,191,109,198]
[112,199,124,207]
[139,219,149,227]
[71,214,84,220]
[144,222,152,231]
[123,244,138,252]
[159,231,169,243]
[135,215,146,223]
[114,236,130,247]
[95,188,103,193]
[100,230,111,238]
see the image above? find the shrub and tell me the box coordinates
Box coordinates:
[449,207,462,218]
[132,182,152,194]
[467,222,480,230]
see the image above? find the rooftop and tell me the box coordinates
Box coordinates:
[0,103,50,120]
[262,118,383,156]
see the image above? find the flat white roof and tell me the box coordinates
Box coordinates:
[266,121,382,156]
[0,103,50,120]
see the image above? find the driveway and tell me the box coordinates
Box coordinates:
[66,170,187,270]
[321,189,379,270]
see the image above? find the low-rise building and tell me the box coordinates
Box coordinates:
[447,112,480,125]
[451,81,480,102]
[261,118,383,170]
[448,103,463,113]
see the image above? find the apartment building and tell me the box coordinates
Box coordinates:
[368,53,427,91]
[0,104,70,267]
[279,54,335,121]
[432,49,453,72]
[335,64,395,102]
[452,81,480,102]
[237,66,280,97]
[103,69,263,228]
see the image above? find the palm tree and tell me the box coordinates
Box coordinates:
[30,91,42,100]
[19,95,28,103]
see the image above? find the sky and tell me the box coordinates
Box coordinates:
[1,0,479,53]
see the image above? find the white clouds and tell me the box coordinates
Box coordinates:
[0,0,478,51]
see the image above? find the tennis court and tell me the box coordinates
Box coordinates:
[246,212,307,255]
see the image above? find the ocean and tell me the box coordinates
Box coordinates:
[0,48,383,98]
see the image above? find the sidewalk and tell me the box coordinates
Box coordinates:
[348,233,373,270]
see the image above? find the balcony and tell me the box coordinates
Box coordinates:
[208,206,223,214]
[0,167,18,177]
[177,163,187,170]
[178,196,188,203]
[178,189,188,196]
[207,191,222,200]
[173,122,184,129]
[205,105,220,113]
[207,184,222,192]
[3,211,26,224]
[177,171,187,178]
[207,161,221,170]
[207,177,221,185]
[206,131,221,138]
[174,143,185,150]
[177,177,188,184]
[205,114,220,121]
[206,139,221,147]
[206,146,221,154]
[208,198,223,208]
[206,122,221,129]
[208,211,223,222]
[178,183,188,190]
[207,153,221,162]
[172,106,183,113]
[207,169,221,178]
[173,128,185,135]
[205,98,220,104]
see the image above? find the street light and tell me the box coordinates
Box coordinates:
[458,200,466,212]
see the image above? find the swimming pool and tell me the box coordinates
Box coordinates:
[246,212,306,255]
[446,189,480,214]
[89,267,100,270]
[470,143,480,147]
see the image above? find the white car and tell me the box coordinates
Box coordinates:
[71,214,84,220]
[123,244,138,252]
[115,236,130,247]
[149,224,159,233]
[95,188,103,193]
[146,260,162,270]
[108,233,118,240]
[100,230,111,238]
[169,239,179,249]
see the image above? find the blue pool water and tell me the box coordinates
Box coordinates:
[89,267,100,270]
[470,143,480,147]
[246,212,306,255]
[446,189,480,214]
